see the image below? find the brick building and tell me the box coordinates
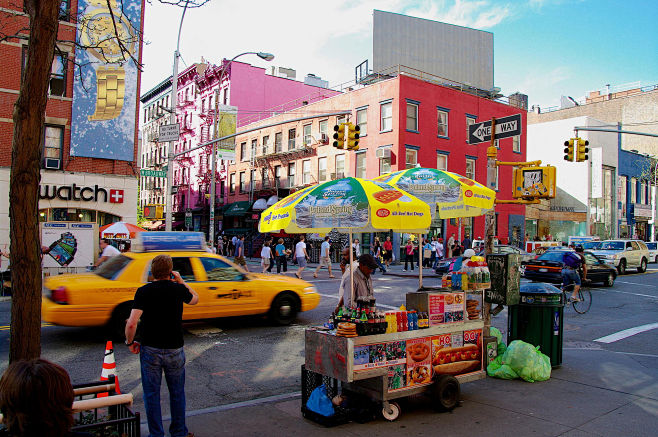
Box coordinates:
[0,0,145,271]
[226,69,527,250]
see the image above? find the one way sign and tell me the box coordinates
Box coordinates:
[468,113,522,144]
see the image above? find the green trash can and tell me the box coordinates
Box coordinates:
[507,283,564,367]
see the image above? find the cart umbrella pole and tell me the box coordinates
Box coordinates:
[418,233,423,288]
[349,229,354,306]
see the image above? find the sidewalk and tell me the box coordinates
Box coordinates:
[150,346,658,436]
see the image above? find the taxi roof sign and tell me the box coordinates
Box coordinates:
[133,232,206,252]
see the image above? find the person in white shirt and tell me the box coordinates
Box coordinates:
[352,239,361,257]
[95,239,120,267]
[206,241,216,254]
[295,235,309,279]
[337,247,359,311]
[260,241,272,273]
[314,236,335,279]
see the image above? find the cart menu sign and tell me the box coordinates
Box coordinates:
[431,329,483,377]
[428,292,465,326]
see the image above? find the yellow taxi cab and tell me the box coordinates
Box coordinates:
[41,232,320,336]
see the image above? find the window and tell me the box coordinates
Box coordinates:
[356,152,366,178]
[199,257,243,281]
[641,181,647,204]
[240,142,247,161]
[23,46,67,96]
[303,160,311,184]
[406,102,418,131]
[262,168,270,187]
[335,154,345,178]
[43,125,63,169]
[303,124,312,146]
[356,108,367,136]
[379,147,392,175]
[619,176,627,206]
[337,115,346,125]
[319,120,328,137]
[512,135,521,153]
[59,0,71,21]
[239,172,246,192]
[405,149,417,169]
[251,169,258,190]
[172,258,196,282]
[380,101,393,132]
[275,132,282,153]
[437,109,449,137]
[318,157,327,181]
[262,135,270,155]
[288,163,296,186]
[229,173,235,193]
[288,128,296,150]
[466,116,476,142]
[251,139,257,157]
[274,166,282,186]
[437,153,448,171]
[631,178,637,203]
[465,158,476,180]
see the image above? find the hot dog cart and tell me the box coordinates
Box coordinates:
[304,290,488,421]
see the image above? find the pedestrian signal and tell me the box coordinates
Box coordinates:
[513,165,556,199]
[576,138,589,162]
[563,139,574,162]
[333,123,346,149]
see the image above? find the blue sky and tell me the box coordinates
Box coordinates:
[141,0,658,108]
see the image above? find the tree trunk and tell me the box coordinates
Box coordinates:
[9,0,60,362]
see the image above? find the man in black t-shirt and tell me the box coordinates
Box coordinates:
[125,254,199,437]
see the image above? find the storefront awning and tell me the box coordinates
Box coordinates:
[223,201,252,216]
[252,198,268,211]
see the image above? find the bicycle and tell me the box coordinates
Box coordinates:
[561,279,592,314]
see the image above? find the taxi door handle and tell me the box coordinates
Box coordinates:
[208,286,218,290]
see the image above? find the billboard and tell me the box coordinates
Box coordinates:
[373,10,493,92]
[215,105,237,161]
[70,0,143,161]
[41,223,96,269]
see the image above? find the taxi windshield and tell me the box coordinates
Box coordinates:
[600,241,624,250]
[95,255,132,280]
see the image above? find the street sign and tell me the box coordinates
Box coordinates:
[140,169,167,178]
[159,124,180,142]
[185,210,192,228]
[468,114,522,144]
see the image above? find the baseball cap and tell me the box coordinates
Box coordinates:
[358,253,379,270]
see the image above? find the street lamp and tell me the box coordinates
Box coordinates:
[208,51,274,248]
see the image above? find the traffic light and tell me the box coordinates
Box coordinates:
[346,123,360,150]
[576,138,589,162]
[563,139,574,162]
[512,165,556,199]
[333,123,346,149]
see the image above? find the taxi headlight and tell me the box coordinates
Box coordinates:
[303,286,317,294]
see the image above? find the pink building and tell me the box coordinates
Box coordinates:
[140,60,339,231]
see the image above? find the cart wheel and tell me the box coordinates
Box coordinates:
[431,375,460,412]
[382,401,401,421]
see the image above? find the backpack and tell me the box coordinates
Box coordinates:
[563,252,582,268]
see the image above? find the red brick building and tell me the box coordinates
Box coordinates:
[0,0,145,271]
[226,70,527,248]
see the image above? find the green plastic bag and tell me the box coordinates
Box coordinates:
[490,326,507,355]
[487,340,551,382]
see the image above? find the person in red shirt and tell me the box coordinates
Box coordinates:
[382,236,393,268]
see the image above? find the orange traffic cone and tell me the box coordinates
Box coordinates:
[98,340,120,397]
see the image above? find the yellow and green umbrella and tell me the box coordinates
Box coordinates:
[375,167,495,218]
[258,177,431,234]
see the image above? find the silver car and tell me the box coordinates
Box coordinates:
[591,240,650,274]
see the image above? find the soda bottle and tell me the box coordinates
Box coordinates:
[360,308,368,323]
[412,311,418,330]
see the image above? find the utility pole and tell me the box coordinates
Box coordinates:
[165,50,178,232]
[484,117,497,337]
[209,87,219,248]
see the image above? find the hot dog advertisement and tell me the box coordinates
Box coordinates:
[406,337,432,387]
[431,329,483,376]
[428,292,465,326]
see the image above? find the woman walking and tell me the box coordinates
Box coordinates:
[275,238,288,273]
[383,236,393,268]
[403,239,415,271]
[371,237,387,274]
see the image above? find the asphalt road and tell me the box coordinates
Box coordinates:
[0,266,657,418]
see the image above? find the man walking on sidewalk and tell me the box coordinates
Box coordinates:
[125,254,199,437]
[295,235,309,279]
[314,236,335,278]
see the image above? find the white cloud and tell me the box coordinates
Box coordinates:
[504,66,572,107]
[140,0,515,93]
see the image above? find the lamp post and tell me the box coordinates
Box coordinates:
[208,52,274,248]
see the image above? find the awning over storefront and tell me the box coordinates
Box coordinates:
[252,198,268,211]
[223,201,252,216]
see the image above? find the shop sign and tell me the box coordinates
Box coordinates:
[549,206,575,212]
[39,184,123,203]
[633,203,653,218]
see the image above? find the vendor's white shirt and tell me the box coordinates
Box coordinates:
[261,246,271,258]
[101,245,120,258]
[295,241,306,258]
[338,261,360,306]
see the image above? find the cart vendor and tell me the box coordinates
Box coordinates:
[338,253,379,309]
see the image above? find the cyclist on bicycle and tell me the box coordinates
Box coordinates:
[562,247,588,302]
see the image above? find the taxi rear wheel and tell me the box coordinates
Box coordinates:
[108,302,132,340]
[268,292,298,325]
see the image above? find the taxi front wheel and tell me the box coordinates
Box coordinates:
[268,292,298,325]
[108,302,132,340]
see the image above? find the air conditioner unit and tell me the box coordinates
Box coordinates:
[336,172,345,179]
[320,133,329,144]
[44,158,60,169]
[330,172,336,180]
[376,148,391,159]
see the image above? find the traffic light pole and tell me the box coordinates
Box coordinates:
[484,118,497,338]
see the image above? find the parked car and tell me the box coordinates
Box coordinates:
[645,242,658,263]
[523,249,616,287]
[590,239,650,274]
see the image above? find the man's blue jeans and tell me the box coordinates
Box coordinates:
[140,346,188,437]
